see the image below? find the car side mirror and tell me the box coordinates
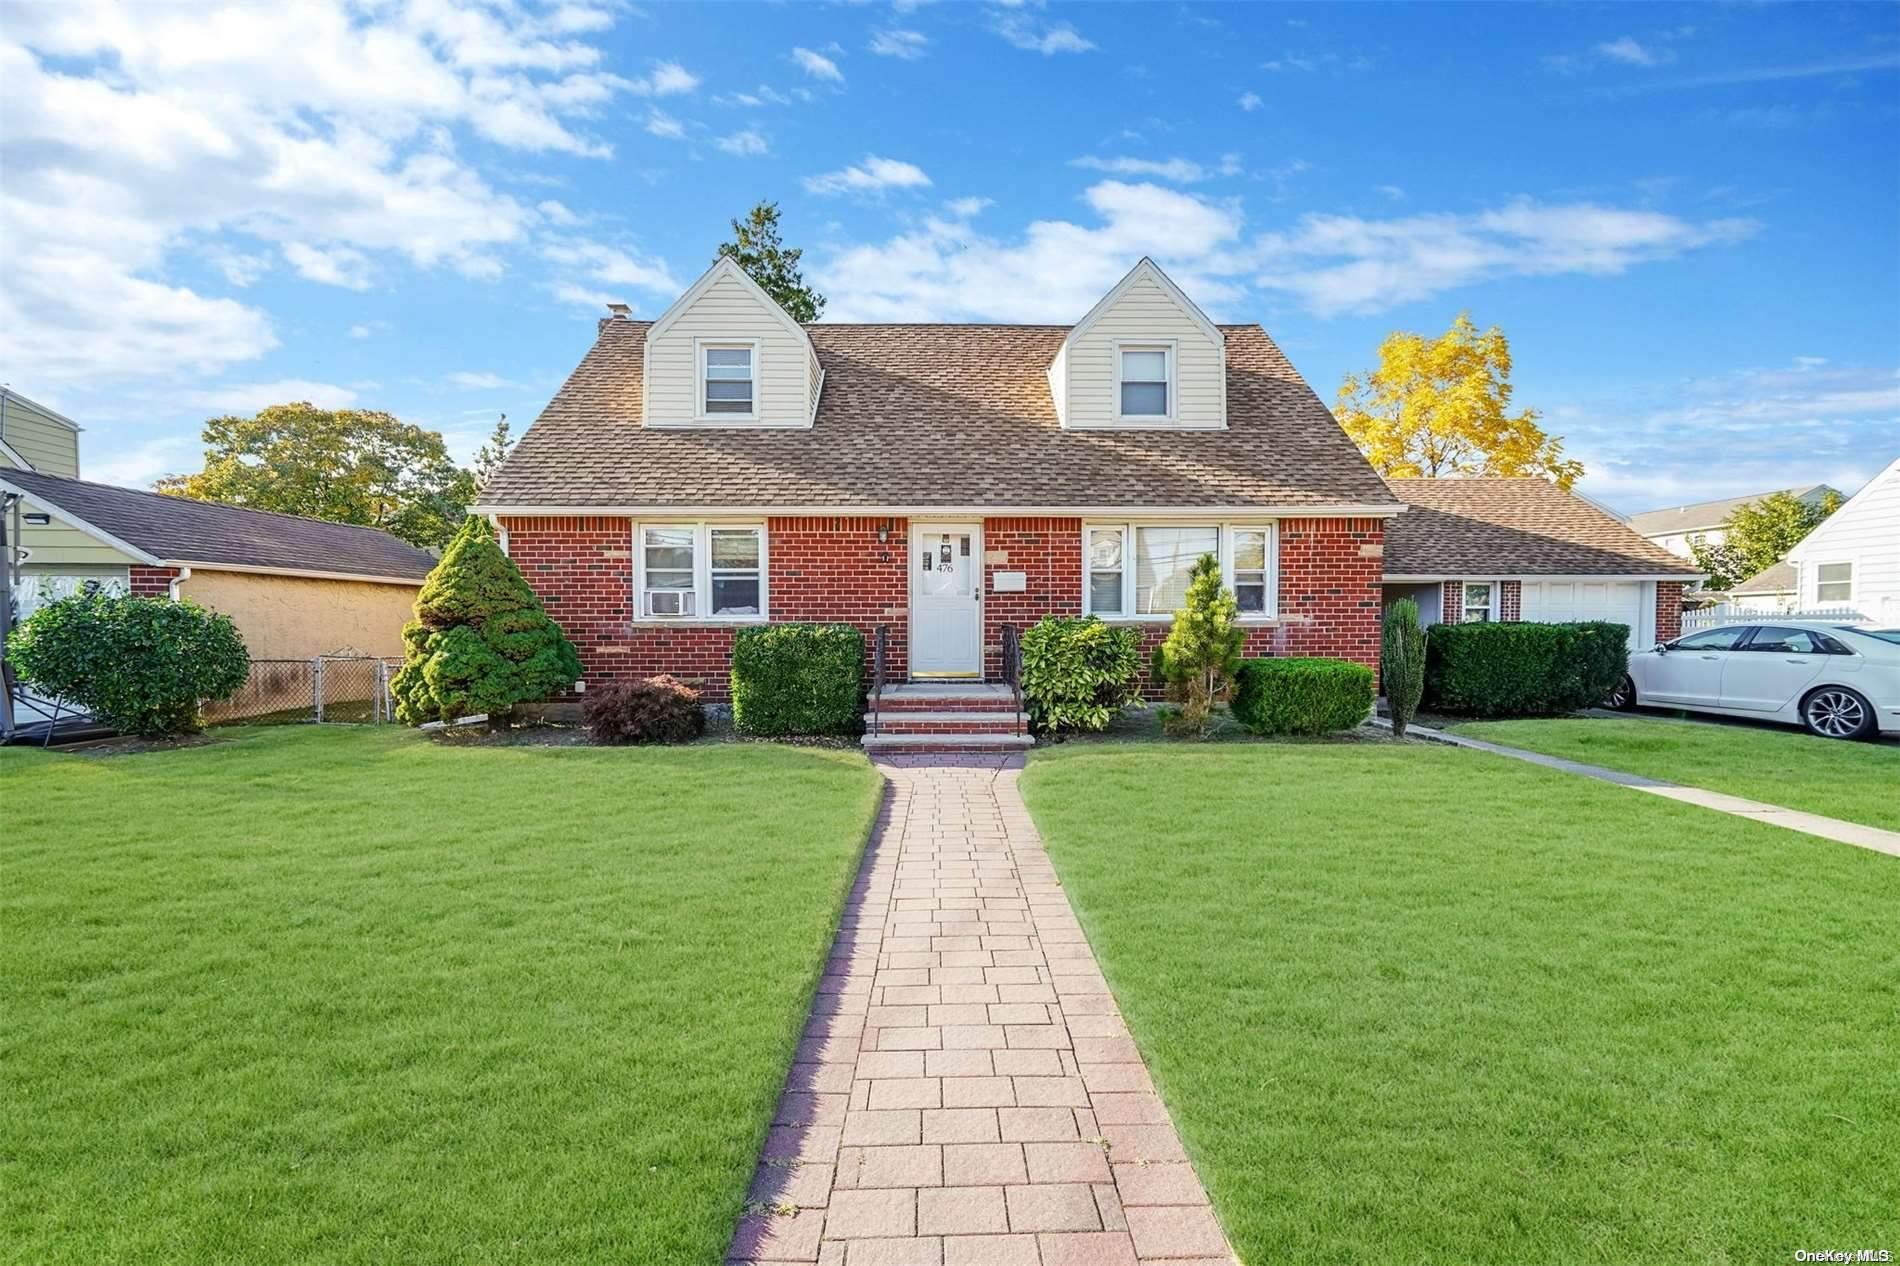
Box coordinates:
[1653,642,1671,654]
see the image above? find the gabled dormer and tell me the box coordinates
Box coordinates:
[641,256,824,428]
[1047,258,1226,430]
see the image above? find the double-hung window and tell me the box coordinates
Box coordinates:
[1460,581,1496,623]
[701,343,756,418]
[638,524,767,619]
[1117,344,1172,420]
[1084,523,1276,618]
[1815,562,1853,603]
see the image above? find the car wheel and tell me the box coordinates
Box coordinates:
[1607,674,1637,710]
[1800,686,1875,740]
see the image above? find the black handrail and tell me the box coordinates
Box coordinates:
[999,622,1023,737]
[871,623,888,737]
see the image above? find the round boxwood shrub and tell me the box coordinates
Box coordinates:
[1423,620,1628,717]
[583,675,705,745]
[6,590,249,736]
[1018,615,1142,733]
[1231,657,1375,736]
[730,623,864,736]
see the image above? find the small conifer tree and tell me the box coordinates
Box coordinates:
[392,517,581,729]
[1382,598,1426,739]
[1157,554,1246,733]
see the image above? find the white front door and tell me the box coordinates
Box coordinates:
[910,523,981,678]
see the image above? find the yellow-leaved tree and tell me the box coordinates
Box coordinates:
[1335,313,1583,490]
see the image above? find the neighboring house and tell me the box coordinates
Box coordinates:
[476,256,1403,745]
[0,387,84,479]
[1382,478,1703,649]
[1782,454,1900,623]
[1626,483,1840,560]
[1727,560,1799,610]
[1,468,436,658]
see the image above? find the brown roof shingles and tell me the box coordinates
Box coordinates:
[479,321,1400,511]
[1383,477,1701,578]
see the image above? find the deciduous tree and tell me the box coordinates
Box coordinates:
[1337,314,1582,490]
[158,403,476,549]
[716,200,826,322]
[1691,489,1844,591]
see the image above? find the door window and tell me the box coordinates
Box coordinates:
[1742,626,1829,654]
[1674,626,1750,651]
[918,532,971,597]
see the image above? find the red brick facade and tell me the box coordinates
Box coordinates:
[129,565,181,597]
[502,513,1389,701]
[1655,581,1685,642]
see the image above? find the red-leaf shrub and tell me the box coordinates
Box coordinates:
[582,675,706,745]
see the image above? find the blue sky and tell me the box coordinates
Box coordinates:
[4,0,1896,513]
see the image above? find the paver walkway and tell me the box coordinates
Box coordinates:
[729,755,1236,1266]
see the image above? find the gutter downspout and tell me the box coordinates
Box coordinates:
[169,566,191,601]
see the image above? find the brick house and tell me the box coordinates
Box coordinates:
[477,257,1404,748]
[1381,477,1703,648]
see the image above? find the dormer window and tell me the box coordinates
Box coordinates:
[1117,343,1172,420]
[700,341,757,419]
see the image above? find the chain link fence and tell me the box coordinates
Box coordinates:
[205,655,404,726]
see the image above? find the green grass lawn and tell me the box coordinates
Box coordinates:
[1021,743,1900,1263]
[1448,715,1900,833]
[0,726,883,1265]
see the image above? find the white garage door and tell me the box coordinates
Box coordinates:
[1520,580,1648,648]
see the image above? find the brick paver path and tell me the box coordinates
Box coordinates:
[730,755,1237,1266]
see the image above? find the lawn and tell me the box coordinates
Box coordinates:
[1448,715,1900,833]
[0,726,883,1265]
[1021,742,1900,1263]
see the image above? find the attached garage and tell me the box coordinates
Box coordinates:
[1520,579,1651,649]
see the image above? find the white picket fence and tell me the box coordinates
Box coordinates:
[1681,602,1868,633]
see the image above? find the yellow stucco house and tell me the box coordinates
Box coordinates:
[2,387,434,660]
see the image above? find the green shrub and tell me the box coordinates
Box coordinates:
[6,591,249,736]
[1382,599,1426,738]
[1423,620,1629,717]
[1156,554,1246,734]
[1231,657,1375,736]
[1018,615,1142,733]
[730,623,864,736]
[392,517,582,728]
[583,675,706,745]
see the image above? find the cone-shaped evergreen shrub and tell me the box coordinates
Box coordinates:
[1382,598,1426,738]
[1157,553,1246,733]
[391,517,581,726]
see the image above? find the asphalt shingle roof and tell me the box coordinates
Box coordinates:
[479,320,1399,511]
[1625,484,1833,537]
[1384,478,1702,578]
[3,469,437,580]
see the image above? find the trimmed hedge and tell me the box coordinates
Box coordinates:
[1231,657,1375,736]
[583,675,705,745]
[730,623,864,736]
[1019,615,1143,733]
[1423,620,1629,717]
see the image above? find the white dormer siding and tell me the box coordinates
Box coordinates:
[642,257,822,428]
[1052,259,1226,430]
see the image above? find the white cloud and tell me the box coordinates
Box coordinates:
[817,180,1245,322]
[447,370,514,390]
[346,321,386,339]
[0,0,647,383]
[945,197,993,218]
[1376,184,1406,200]
[1251,200,1756,316]
[715,84,793,108]
[630,60,700,95]
[870,29,928,60]
[644,109,686,139]
[1237,91,1263,111]
[716,129,770,156]
[792,46,844,82]
[804,155,932,197]
[186,379,361,413]
[537,199,580,226]
[1070,156,1205,183]
[541,236,681,303]
[1598,37,1668,67]
[993,14,1094,55]
[88,435,203,489]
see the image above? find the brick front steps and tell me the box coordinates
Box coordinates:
[863,684,1033,755]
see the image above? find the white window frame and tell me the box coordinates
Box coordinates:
[1082,521,1278,621]
[1111,339,1177,423]
[695,337,760,422]
[1814,560,1854,603]
[1459,579,1498,623]
[633,521,768,622]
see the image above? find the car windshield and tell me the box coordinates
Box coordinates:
[1845,626,1900,645]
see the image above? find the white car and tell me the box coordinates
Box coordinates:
[1614,621,1900,740]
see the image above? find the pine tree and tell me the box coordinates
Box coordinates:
[1382,598,1426,739]
[1157,554,1246,733]
[391,517,581,729]
[472,414,513,490]
[716,201,826,322]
